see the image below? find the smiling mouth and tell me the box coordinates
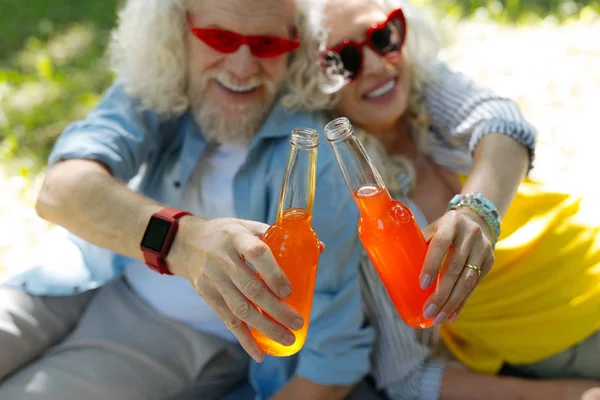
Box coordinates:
[363,78,397,100]
[216,79,261,94]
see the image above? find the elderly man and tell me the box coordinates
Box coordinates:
[0,0,373,398]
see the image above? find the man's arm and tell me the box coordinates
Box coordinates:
[37,82,171,263]
[37,163,304,363]
[36,85,308,362]
[36,159,162,262]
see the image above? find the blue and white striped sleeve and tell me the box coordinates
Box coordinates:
[424,61,537,170]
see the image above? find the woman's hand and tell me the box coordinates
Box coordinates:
[420,207,495,325]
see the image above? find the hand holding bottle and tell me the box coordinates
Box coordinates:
[325,117,436,328]
[168,216,305,363]
[250,128,322,357]
[419,207,495,325]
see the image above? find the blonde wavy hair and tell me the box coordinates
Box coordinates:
[108,0,312,118]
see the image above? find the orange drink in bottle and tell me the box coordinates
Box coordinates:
[325,117,435,328]
[251,128,321,356]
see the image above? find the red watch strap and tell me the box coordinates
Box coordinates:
[157,207,193,221]
[142,207,192,275]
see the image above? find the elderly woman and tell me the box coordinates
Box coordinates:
[284,0,600,398]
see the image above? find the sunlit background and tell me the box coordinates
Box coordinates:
[1,0,599,272]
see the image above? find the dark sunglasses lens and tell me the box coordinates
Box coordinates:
[371,19,403,54]
[338,45,361,78]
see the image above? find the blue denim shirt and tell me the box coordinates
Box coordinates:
[1,83,374,397]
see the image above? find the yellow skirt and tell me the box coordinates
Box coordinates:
[440,178,600,374]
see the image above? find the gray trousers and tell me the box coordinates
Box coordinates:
[0,278,248,400]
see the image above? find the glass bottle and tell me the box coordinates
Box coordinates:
[324,117,435,328]
[251,128,321,356]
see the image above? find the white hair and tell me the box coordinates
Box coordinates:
[108,0,310,119]
[109,0,189,117]
[284,0,442,193]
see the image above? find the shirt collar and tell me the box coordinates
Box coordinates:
[177,97,325,183]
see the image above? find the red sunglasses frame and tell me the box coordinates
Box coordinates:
[185,12,300,58]
[325,8,407,80]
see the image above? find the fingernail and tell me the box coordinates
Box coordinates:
[291,317,304,331]
[252,351,264,363]
[420,274,433,289]
[434,312,448,326]
[423,304,437,319]
[283,333,296,346]
[449,312,457,323]
[278,285,292,298]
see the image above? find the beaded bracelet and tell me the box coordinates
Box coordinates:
[447,192,501,249]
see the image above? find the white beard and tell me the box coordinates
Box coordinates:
[189,69,279,145]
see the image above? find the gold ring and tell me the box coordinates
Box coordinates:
[465,263,481,277]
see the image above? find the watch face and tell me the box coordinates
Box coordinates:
[141,216,172,252]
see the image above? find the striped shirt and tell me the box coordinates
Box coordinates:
[359,62,537,400]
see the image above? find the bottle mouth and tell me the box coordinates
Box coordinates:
[291,128,319,149]
[324,117,352,142]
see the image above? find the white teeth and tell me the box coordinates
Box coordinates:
[365,80,395,99]
[217,79,260,93]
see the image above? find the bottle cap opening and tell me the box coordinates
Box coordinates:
[324,117,352,142]
[291,128,319,149]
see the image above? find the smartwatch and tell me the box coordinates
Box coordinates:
[140,207,192,275]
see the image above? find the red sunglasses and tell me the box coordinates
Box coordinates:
[185,13,300,58]
[322,8,407,81]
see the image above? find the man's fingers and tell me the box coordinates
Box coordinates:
[213,251,304,333]
[239,220,271,238]
[232,230,292,299]
[193,277,264,362]
[214,276,298,348]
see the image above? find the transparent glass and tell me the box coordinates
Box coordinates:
[325,117,435,328]
[251,128,321,356]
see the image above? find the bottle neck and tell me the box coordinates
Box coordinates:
[354,185,394,218]
[326,119,390,215]
[277,142,318,222]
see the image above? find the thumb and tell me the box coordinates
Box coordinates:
[240,220,271,238]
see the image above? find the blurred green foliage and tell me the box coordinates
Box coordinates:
[0,0,120,172]
[0,0,599,174]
